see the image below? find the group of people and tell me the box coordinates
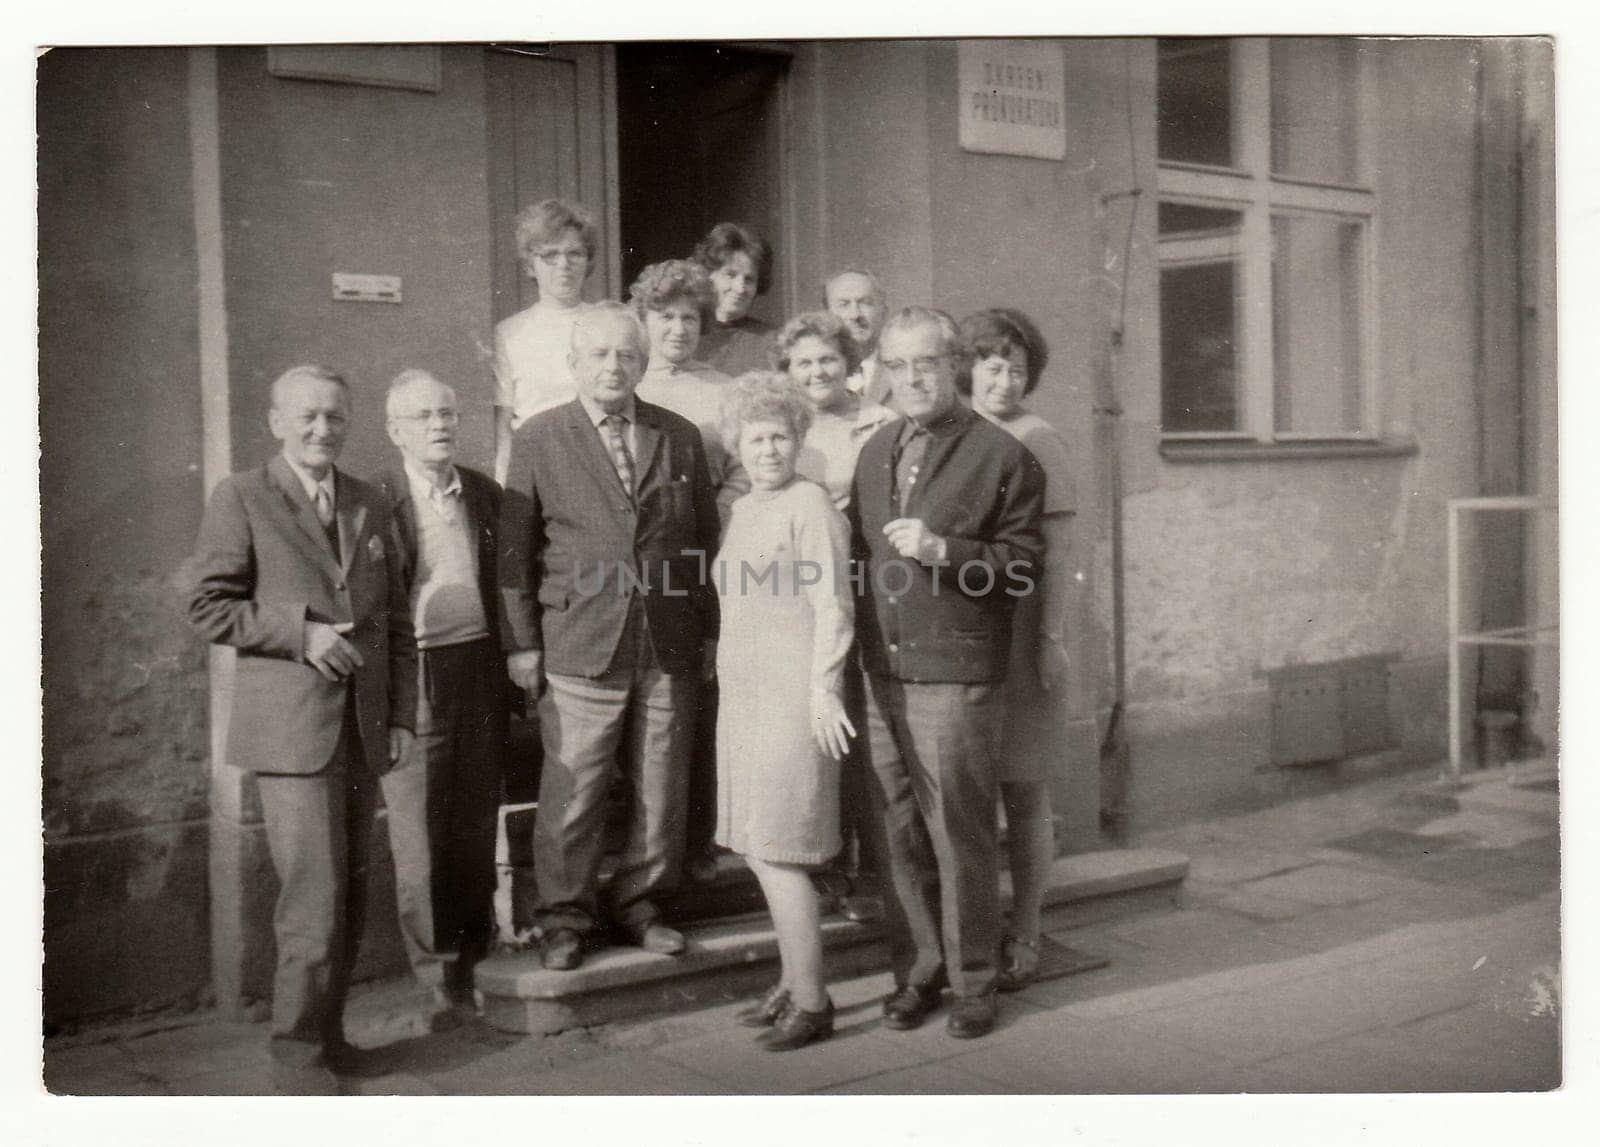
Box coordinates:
[182,198,1077,1092]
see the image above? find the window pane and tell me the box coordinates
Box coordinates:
[1161,260,1240,432]
[1158,201,1241,236]
[1270,38,1360,184]
[1158,38,1233,167]
[1272,213,1365,435]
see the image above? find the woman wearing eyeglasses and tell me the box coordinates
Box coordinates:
[491,199,601,485]
[956,307,1078,992]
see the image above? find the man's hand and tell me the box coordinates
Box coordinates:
[506,649,545,696]
[303,621,363,682]
[1038,635,1070,693]
[701,638,718,683]
[388,727,415,770]
[883,518,948,564]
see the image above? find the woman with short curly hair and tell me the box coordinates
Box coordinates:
[956,306,1078,993]
[693,222,777,377]
[492,198,602,483]
[715,371,855,1052]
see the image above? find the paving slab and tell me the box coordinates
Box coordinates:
[651,1012,936,1095]
[1242,863,1439,907]
[822,1058,1014,1094]
[943,1011,1242,1094]
[504,1049,729,1095]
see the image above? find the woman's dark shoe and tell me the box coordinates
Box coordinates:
[736,983,792,1028]
[758,996,835,1052]
[997,935,1040,993]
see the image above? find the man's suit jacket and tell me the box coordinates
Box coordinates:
[184,453,416,775]
[498,396,720,678]
[375,461,504,650]
[849,403,1045,684]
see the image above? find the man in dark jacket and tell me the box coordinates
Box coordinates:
[376,368,508,1025]
[499,303,721,970]
[848,307,1045,1040]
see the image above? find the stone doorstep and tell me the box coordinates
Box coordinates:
[475,847,1188,1036]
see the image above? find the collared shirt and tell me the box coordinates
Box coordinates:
[893,406,962,514]
[575,391,641,459]
[847,350,890,408]
[402,456,488,648]
[282,453,336,510]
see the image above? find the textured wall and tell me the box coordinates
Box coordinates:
[39,48,213,1024]
[216,47,497,481]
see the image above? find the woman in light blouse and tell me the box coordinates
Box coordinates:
[491,198,599,484]
[715,373,855,1051]
[777,311,898,512]
[628,259,749,526]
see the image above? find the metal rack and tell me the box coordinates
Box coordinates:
[1446,496,1558,784]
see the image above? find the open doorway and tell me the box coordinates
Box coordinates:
[615,42,789,321]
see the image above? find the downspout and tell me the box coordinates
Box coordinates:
[1096,42,1143,842]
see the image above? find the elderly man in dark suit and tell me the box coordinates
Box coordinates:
[374,368,507,1024]
[848,307,1045,1040]
[184,364,416,1093]
[499,301,720,971]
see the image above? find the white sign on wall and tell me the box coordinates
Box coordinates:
[958,40,1067,161]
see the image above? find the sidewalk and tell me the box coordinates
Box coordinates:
[42,765,1560,1095]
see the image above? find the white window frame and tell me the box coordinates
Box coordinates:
[1157,38,1380,444]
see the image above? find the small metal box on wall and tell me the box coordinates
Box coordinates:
[1268,654,1398,766]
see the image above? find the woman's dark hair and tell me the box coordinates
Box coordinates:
[693,222,774,297]
[955,308,1050,396]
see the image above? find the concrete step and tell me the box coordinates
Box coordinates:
[475,847,1188,1035]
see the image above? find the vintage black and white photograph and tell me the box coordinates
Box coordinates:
[26,5,1578,1132]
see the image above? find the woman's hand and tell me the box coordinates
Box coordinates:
[811,688,857,760]
[1038,634,1070,692]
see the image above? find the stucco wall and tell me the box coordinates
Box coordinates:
[216,46,497,480]
[807,39,1538,832]
[39,48,213,1025]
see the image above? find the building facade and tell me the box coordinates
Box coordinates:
[38,39,1556,1025]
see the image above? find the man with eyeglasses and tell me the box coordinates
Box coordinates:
[499,302,720,971]
[848,307,1045,1041]
[374,368,507,1030]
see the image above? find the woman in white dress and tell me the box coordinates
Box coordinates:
[491,199,598,483]
[715,373,856,1051]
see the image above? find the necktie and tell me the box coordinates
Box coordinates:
[601,413,636,499]
[314,485,340,560]
[894,425,929,515]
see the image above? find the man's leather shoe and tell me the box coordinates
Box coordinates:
[838,894,884,923]
[736,983,791,1028]
[758,996,835,1052]
[946,992,998,1039]
[540,927,584,970]
[627,921,686,956]
[881,983,943,1030]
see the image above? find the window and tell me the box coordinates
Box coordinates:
[1157,38,1378,444]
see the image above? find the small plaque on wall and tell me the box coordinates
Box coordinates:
[957,40,1067,160]
[267,45,442,93]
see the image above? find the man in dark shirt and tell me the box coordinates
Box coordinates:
[848,306,1046,1040]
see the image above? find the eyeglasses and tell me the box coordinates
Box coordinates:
[535,246,589,267]
[882,355,951,379]
[396,409,460,425]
